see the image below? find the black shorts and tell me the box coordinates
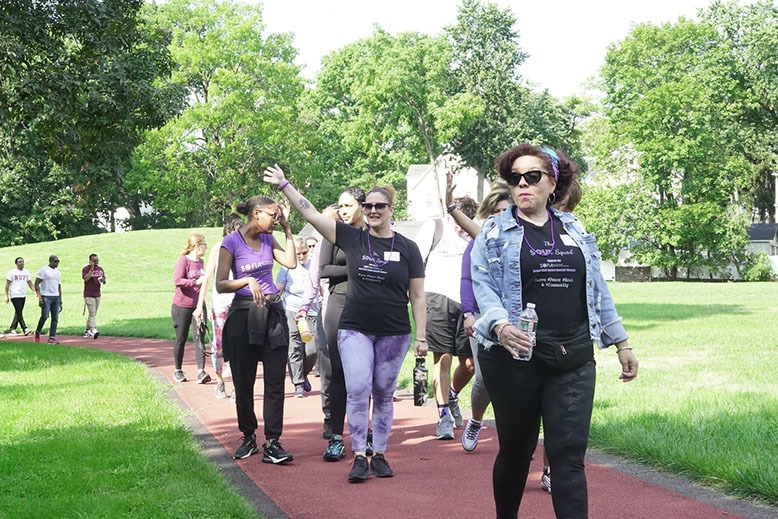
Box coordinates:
[425,293,470,356]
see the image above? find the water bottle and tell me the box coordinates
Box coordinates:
[516,303,538,361]
[413,356,428,406]
[297,317,313,343]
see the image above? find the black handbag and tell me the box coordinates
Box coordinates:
[533,321,594,371]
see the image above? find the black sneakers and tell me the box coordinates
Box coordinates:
[233,434,258,459]
[348,454,370,483]
[262,439,293,464]
[370,453,394,478]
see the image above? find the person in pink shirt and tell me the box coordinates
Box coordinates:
[172,233,210,384]
[82,253,106,338]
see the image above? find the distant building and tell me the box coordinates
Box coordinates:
[406,156,491,221]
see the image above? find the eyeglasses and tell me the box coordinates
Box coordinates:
[361,203,391,211]
[506,170,550,186]
[258,209,280,219]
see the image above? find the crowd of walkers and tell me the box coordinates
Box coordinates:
[168,142,639,519]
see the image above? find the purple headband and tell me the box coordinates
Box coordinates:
[540,145,559,182]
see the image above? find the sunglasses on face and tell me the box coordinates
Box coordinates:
[361,202,391,211]
[506,170,550,186]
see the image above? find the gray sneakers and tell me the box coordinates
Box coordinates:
[448,396,463,428]
[436,414,455,440]
[215,381,228,399]
[173,370,186,383]
[461,419,482,452]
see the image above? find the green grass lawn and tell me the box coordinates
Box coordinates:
[0,341,257,518]
[2,231,778,508]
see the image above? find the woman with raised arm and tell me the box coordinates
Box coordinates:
[470,144,638,518]
[216,195,297,464]
[264,165,427,483]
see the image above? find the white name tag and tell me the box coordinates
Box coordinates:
[560,234,579,247]
[385,251,400,262]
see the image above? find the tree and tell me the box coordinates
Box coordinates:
[596,17,756,278]
[125,0,307,228]
[445,0,585,199]
[702,0,778,222]
[306,29,481,217]
[0,0,181,243]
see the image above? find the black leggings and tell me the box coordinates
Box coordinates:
[479,344,595,519]
[323,292,347,436]
[171,303,205,371]
[9,297,27,331]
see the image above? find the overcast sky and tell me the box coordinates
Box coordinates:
[255,0,724,98]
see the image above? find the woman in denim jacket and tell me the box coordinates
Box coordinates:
[471,143,639,519]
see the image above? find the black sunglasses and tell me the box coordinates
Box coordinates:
[506,170,549,186]
[361,202,391,211]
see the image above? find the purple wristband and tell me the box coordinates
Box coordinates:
[277,180,290,191]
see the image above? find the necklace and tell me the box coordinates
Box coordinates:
[366,230,396,267]
[518,209,555,256]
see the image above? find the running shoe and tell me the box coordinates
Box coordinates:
[348,455,370,483]
[462,419,483,452]
[196,371,211,384]
[448,396,463,428]
[214,381,227,399]
[90,328,100,339]
[303,376,312,392]
[541,467,552,494]
[293,385,305,398]
[34,331,41,343]
[323,435,346,461]
[262,439,293,464]
[173,370,187,383]
[83,330,93,338]
[233,434,258,459]
[47,338,59,345]
[436,414,455,440]
[24,328,33,336]
[369,453,394,478]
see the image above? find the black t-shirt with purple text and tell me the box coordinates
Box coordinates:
[517,209,588,333]
[335,222,425,336]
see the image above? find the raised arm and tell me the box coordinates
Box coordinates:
[263,164,336,244]
[272,205,297,268]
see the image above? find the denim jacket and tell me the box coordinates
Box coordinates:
[472,207,628,350]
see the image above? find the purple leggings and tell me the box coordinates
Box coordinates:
[337,330,410,453]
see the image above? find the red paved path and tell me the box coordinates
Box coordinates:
[26,334,777,518]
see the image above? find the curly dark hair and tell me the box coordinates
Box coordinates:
[495,143,579,205]
[455,196,478,220]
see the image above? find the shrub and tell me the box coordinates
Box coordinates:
[741,251,774,281]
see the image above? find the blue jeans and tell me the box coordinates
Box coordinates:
[37,296,61,339]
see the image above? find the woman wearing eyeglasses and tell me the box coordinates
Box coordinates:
[263,165,427,483]
[217,195,297,463]
[171,233,210,384]
[276,236,318,398]
[470,144,639,519]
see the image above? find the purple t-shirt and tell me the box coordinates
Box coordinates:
[221,231,278,297]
